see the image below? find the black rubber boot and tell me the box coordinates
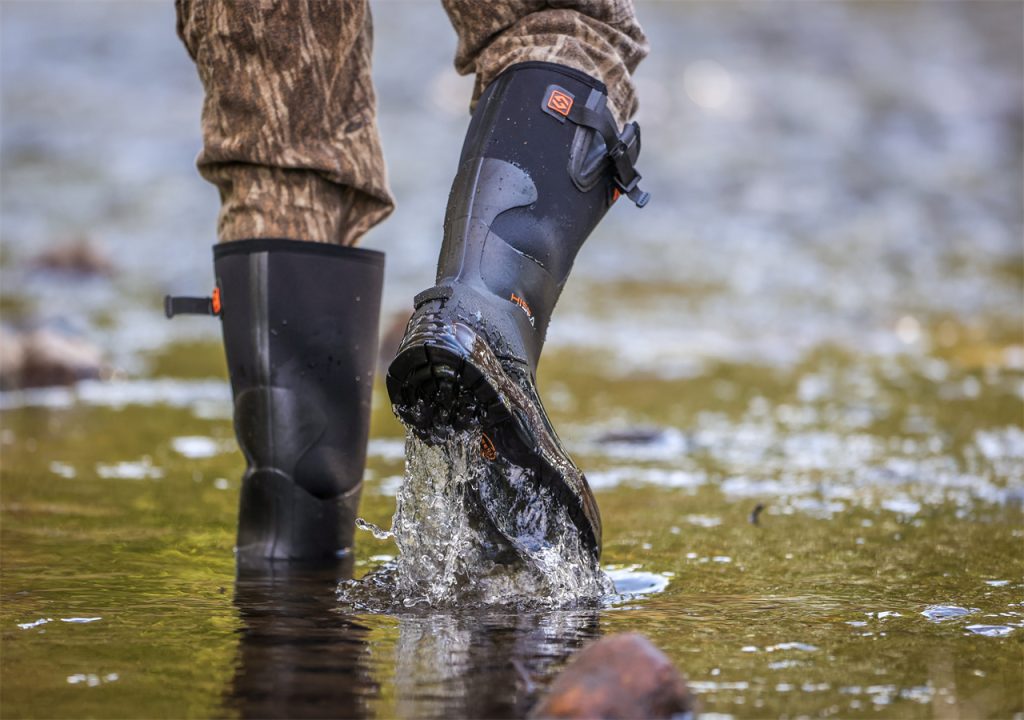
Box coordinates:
[386,62,648,560]
[168,239,384,562]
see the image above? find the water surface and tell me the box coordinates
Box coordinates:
[2,1,1022,717]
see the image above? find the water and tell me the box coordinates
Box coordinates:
[341,432,612,611]
[2,1,1023,717]
[3,342,1021,717]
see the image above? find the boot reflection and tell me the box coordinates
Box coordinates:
[226,558,376,719]
[390,609,600,719]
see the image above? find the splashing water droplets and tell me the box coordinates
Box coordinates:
[355,517,393,540]
[341,431,612,610]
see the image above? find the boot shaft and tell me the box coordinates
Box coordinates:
[214,239,384,501]
[436,62,647,367]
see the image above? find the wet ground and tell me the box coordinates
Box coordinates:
[2,1,1022,718]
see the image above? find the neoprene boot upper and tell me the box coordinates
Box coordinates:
[387,62,647,559]
[418,61,647,371]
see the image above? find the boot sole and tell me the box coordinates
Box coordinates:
[386,311,601,558]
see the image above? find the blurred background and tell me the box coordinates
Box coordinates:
[2,1,1020,384]
[2,2,1022,719]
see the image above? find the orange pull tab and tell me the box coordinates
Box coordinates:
[211,287,222,315]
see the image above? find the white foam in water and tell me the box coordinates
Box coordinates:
[170,436,225,459]
[67,673,119,687]
[767,642,819,652]
[0,379,230,412]
[604,566,670,600]
[342,431,613,610]
[95,458,164,480]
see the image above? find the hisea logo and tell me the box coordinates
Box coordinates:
[546,88,574,117]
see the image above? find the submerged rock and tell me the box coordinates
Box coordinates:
[595,428,674,445]
[0,325,105,389]
[30,237,115,277]
[530,633,693,719]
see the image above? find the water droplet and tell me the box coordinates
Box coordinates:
[355,517,393,540]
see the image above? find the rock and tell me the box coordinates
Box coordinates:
[596,428,672,445]
[0,325,105,389]
[593,427,689,460]
[530,633,694,720]
[0,327,27,389]
[31,237,115,277]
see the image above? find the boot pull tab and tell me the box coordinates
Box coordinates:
[164,287,221,318]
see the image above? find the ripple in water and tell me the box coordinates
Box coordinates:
[965,624,1015,637]
[340,432,613,611]
[920,605,978,623]
[605,566,670,600]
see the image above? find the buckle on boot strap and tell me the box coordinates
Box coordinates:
[544,85,650,208]
[165,287,221,318]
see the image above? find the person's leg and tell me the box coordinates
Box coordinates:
[443,0,648,125]
[176,0,394,245]
[387,1,649,560]
[172,0,388,562]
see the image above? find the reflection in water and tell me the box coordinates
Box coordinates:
[227,559,376,720]
[390,609,599,720]
[228,560,600,719]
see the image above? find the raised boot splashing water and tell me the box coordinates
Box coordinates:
[359,62,649,608]
[341,431,614,610]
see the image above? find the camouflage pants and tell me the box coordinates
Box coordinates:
[176,1,648,246]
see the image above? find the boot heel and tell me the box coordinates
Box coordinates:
[236,470,362,561]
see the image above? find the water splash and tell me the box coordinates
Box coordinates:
[355,517,393,540]
[340,432,612,610]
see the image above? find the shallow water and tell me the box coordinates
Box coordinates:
[339,432,612,612]
[2,337,1022,718]
[2,1,1023,718]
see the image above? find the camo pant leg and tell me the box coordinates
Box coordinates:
[176,0,394,246]
[176,1,646,246]
[442,0,649,126]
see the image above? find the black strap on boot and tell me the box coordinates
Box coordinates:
[538,80,650,208]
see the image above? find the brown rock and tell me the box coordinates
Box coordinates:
[0,326,105,389]
[31,237,115,277]
[530,633,693,720]
[0,326,27,390]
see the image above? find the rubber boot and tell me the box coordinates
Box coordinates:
[167,239,384,562]
[386,62,648,559]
